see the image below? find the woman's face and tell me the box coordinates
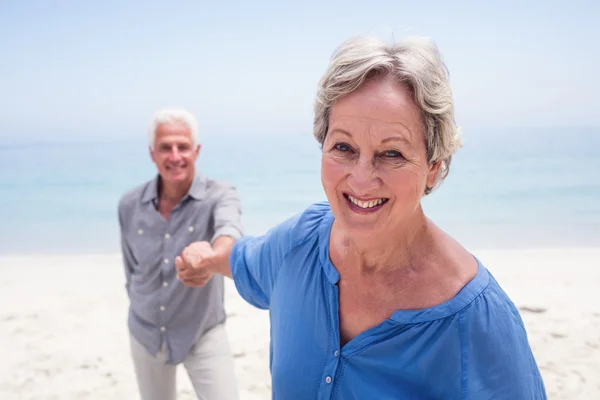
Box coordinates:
[321,76,440,239]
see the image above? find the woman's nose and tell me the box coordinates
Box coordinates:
[347,156,379,194]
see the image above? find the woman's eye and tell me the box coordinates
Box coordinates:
[334,142,352,152]
[382,150,403,158]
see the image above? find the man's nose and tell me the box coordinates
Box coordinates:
[347,156,380,194]
[168,147,182,160]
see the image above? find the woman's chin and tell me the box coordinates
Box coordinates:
[338,217,384,237]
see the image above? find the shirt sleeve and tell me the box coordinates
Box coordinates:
[211,185,244,243]
[117,201,135,296]
[464,297,548,399]
[229,213,302,310]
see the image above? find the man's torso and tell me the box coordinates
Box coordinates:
[118,174,233,363]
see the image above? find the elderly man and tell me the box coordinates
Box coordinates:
[117,109,242,400]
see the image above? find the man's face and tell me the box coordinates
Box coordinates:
[150,122,200,185]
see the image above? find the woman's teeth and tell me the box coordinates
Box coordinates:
[347,195,387,209]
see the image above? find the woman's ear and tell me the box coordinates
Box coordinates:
[426,161,442,192]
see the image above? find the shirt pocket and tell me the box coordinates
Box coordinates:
[128,227,162,280]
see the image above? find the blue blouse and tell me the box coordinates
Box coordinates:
[230,202,547,399]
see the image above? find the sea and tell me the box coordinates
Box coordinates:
[1,127,599,255]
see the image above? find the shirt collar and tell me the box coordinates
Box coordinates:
[141,171,207,204]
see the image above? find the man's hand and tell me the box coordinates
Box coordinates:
[175,241,215,287]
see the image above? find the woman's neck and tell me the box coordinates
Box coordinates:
[332,210,434,275]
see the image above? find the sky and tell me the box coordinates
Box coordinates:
[0,0,598,142]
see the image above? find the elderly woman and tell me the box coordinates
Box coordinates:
[176,35,547,399]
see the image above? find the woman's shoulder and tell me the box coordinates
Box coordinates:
[422,231,525,329]
[254,201,333,257]
[282,201,333,240]
[462,262,529,334]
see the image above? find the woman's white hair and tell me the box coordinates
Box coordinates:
[148,108,199,149]
[313,35,462,194]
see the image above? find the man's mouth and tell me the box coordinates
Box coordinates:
[343,193,389,211]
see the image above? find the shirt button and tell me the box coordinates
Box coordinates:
[164,233,170,239]
[163,281,168,287]
[160,306,165,311]
[137,229,143,235]
[325,376,332,384]
[188,226,194,232]
[334,350,339,357]
[163,258,169,264]
[160,326,166,332]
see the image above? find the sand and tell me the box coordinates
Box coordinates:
[0,248,598,399]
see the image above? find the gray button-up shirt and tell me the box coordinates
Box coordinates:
[117,172,243,364]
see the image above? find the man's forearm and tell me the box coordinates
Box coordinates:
[211,236,235,279]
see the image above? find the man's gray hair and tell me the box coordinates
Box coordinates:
[313,35,462,194]
[148,108,199,149]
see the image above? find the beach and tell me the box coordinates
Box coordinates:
[0,248,598,399]
[1,1,598,398]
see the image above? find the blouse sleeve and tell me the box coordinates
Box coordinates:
[229,213,301,309]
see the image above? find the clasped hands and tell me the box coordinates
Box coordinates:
[175,241,216,287]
